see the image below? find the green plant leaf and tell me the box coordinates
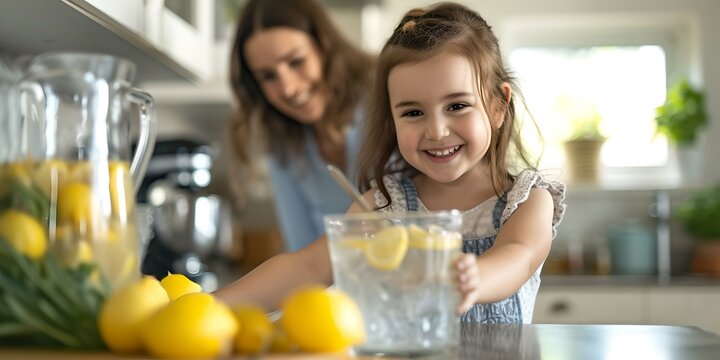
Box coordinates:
[655,79,708,145]
[676,183,720,239]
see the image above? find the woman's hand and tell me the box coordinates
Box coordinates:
[454,253,481,315]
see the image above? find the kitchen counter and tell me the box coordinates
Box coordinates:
[2,324,720,359]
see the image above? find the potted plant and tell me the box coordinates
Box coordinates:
[655,79,708,180]
[563,109,606,184]
[676,183,720,276]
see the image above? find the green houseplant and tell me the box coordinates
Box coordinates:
[676,183,720,276]
[655,79,708,146]
[655,80,708,181]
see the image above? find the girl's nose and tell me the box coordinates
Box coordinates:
[425,114,450,140]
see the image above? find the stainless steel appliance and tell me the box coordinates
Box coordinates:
[139,139,230,291]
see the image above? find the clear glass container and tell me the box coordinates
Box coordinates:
[325,210,462,357]
[0,52,155,291]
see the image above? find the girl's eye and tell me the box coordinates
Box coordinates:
[448,103,468,112]
[401,110,424,118]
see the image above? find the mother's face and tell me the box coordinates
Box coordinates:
[244,27,331,124]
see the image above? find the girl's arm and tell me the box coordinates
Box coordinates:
[213,235,333,310]
[213,192,374,310]
[455,188,555,314]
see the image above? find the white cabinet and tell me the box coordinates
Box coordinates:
[83,0,146,35]
[0,0,217,83]
[534,286,720,335]
[647,288,720,335]
[144,0,215,80]
[533,287,646,324]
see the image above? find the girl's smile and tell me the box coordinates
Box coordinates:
[424,144,464,163]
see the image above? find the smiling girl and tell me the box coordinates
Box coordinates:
[217,2,566,323]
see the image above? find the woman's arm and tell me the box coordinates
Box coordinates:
[455,188,554,313]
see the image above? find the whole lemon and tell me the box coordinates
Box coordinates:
[57,181,94,233]
[0,210,47,259]
[98,276,170,353]
[160,273,202,300]
[281,286,365,352]
[140,293,238,359]
[232,304,273,355]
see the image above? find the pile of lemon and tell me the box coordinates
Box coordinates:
[98,274,365,359]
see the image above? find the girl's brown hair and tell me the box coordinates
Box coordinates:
[356,2,537,207]
[228,0,373,166]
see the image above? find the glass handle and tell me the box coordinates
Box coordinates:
[127,88,156,194]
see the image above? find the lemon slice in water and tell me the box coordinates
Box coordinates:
[408,224,462,250]
[364,225,408,270]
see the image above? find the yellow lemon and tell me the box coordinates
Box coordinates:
[364,225,409,270]
[339,236,367,250]
[4,162,33,187]
[98,276,170,353]
[57,181,94,234]
[108,161,134,218]
[281,286,365,353]
[408,224,462,250]
[32,159,69,196]
[0,210,47,260]
[140,293,238,359]
[232,304,273,355]
[160,273,202,300]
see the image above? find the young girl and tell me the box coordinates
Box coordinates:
[216,2,566,323]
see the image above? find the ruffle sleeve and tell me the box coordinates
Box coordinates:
[500,169,566,238]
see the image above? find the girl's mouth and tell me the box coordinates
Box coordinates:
[425,145,462,158]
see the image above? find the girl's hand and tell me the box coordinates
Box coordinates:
[454,253,480,315]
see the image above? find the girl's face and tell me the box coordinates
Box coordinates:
[244,27,331,124]
[388,52,495,184]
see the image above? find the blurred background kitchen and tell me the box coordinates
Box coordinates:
[2,0,719,333]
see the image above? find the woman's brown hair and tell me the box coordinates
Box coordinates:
[356,2,537,208]
[228,0,373,166]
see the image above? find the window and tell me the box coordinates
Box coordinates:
[501,12,697,187]
[509,45,667,169]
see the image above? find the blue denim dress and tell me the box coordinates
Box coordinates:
[397,178,523,323]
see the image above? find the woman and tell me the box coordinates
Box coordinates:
[228,0,374,252]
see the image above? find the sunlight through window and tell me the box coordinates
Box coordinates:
[509,46,668,171]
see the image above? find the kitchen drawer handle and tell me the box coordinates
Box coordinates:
[550,300,571,314]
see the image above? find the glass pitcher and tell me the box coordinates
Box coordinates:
[1,52,156,291]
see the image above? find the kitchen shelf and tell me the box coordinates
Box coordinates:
[0,0,198,83]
